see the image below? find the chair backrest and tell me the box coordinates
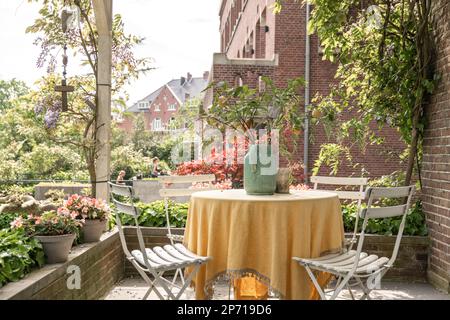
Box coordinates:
[353,185,415,271]
[310,176,368,201]
[158,174,216,198]
[311,176,368,248]
[108,182,153,272]
[158,174,216,243]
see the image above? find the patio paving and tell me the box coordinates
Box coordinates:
[103,277,450,300]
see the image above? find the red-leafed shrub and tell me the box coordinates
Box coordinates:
[175,138,246,187]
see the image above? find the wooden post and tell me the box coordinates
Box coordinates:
[93,0,112,201]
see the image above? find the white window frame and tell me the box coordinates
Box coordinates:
[154,104,160,112]
[138,101,149,110]
[168,103,176,111]
[153,118,162,131]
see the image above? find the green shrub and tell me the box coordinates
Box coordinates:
[110,200,188,229]
[20,145,86,180]
[0,228,45,287]
[0,184,35,197]
[111,145,151,180]
[342,200,427,236]
[0,213,21,230]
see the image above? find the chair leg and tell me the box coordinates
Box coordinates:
[355,277,372,300]
[137,268,166,300]
[153,274,178,300]
[304,265,327,300]
[142,285,154,300]
[346,283,356,300]
[330,272,354,300]
[179,268,186,285]
[172,268,180,287]
[174,264,201,300]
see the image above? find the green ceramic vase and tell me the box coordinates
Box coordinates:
[244,144,278,195]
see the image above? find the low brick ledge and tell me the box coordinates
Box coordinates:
[347,233,430,282]
[0,229,123,300]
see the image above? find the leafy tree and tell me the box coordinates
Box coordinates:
[26,0,151,195]
[0,79,29,112]
[172,97,202,130]
[111,145,150,180]
[111,120,128,150]
[0,97,90,181]
[131,113,154,155]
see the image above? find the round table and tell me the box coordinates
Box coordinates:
[183,189,345,300]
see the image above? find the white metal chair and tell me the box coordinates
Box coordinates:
[158,174,216,286]
[109,182,210,300]
[293,185,415,300]
[311,176,368,249]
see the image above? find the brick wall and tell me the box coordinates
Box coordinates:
[421,0,450,293]
[203,52,277,108]
[220,0,276,59]
[0,231,124,300]
[361,234,429,282]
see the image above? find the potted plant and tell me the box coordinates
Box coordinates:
[61,194,110,242]
[205,77,305,195]
[11,211,82,264]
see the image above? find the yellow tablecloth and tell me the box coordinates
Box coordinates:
[183,189,345,300]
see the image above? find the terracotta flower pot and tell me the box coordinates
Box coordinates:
[34,233,76,264]
[82,219,107,242]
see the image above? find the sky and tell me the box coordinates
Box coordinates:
[0,0,220,106]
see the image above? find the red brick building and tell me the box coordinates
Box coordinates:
[118,72,209,133]
[422,0,450,293]
[205,0,405,180]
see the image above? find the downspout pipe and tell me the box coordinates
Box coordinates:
[304,2,311,184]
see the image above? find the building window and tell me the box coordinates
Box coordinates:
[154,104,160,111]
[138,101,149,110]
[153,118,162,131]
[168,103,176,111]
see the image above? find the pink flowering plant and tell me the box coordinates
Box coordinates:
[11,211,82,236]
[61,194,110,221]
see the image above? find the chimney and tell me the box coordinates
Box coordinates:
[203,71,210,81]
[187,72,192,82]
[180,76,186,85]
